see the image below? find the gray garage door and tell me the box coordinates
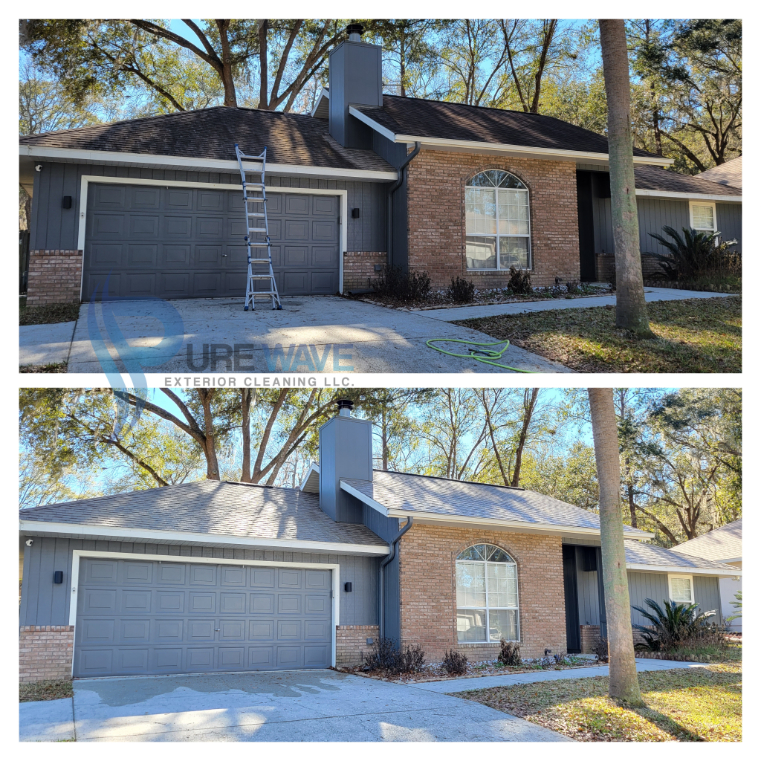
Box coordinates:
[73,558,333,677]
[82,183,340,300]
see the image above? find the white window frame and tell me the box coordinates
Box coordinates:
[456,544,520,645]
[668,573,695,605]
[689,200,717,234]
[465,171,532,272]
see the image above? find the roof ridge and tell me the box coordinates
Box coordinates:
[373,468,525,490]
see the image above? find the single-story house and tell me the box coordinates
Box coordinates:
[19,26,743,306]
[671,519,742,632]
[19,400,739,682]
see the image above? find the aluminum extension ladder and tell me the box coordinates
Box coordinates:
[234,144,282,310]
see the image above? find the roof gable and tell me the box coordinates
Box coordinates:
[671,519,742,562]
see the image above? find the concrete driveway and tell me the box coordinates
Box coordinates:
[28,670,565,742]
[61,296,568,374]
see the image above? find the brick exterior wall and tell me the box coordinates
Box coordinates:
[397,525,567,662]
[19,626,75,683]
[343,251,387,291]
[26,250,82,306]
[580,624,601,654]
[595,252,665,284]
[406,150,580,290]
[335,624,380,667]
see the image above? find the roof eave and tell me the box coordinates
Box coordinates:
[348,106,673,166]
[636,188,742,202]
[626,562,741,577]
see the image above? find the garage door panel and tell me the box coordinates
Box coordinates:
[85,184,339,300]
[74,558,333,676]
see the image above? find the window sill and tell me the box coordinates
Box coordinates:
[457,640,520,646]
[466,269,532,274]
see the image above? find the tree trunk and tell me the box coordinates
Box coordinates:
[216,20,237,107]
[240,389,252,482]
[511,388,539,487]
[588,388,644,706]
[258,19,269,108]
[199,390,221,479]
[599,19,653,337]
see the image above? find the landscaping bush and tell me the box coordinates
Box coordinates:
[648,226,739,281]
[447,276,475,303]
[507,266,532,295]
[594,636,609,663]
[499,639,522,667]
[632,598,718,653]
[565,280,581,295]
[371,265,431,302]
[442,649,468,675]
[363,637,425,674]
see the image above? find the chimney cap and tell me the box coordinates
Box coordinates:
[346,23,364,41]
[336,398,354,415]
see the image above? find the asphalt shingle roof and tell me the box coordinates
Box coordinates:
[634,165,742,196]
[670,520,742,563]
[696,157,742,189]
[19,106,395,173]
[19,481,386,548]
[624,539,738,571]
[341,470,649,538]
[354,95,659,158]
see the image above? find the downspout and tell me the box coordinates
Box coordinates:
[386,142,421,268]
[378,516,414,640]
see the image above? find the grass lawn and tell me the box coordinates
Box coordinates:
[457,663,741,742]
[19,362,68,373]
[454,296,741,373]
[20,299,80,326]
[20,679,73,703]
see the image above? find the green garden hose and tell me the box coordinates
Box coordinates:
[425,338,535,373]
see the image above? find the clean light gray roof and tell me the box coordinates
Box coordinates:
[670,519,742,562]
[19,481,386,548]
[342,470,650,537]
[696,157,742,189]
[634,165,742,196]
[624,539,738,571]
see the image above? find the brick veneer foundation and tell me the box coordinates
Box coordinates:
[335,624,380,667]
[19,626,74,683]
[26,250,82,306]
[580,624,601,654]
[406,150,581,290]
[343,251,387,291]
[397,524,567,661]
[595,252,665,284]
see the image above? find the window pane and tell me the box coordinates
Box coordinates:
[487,562,508,607]
[489,609,518,642]
[498,190,529,235]
[467,236,497,269]
[468,172,496,187]
[457,609,487,642]
[487,547,513,563]
[692,205,714,230]
[671,577,692,603]
[456,561,486,606]
[458,545,484,561]
[499,237,529,269]
[498,173,526,189]
[466,188,497,234]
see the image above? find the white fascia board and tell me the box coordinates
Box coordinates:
[300,463,321,493]
[310,87,330,117]
[347,108,673,166]
[627,563,741,577]
[19,520,388,556]
[636,188,742,202]
[339,481,389,516]
[19,145,397,182]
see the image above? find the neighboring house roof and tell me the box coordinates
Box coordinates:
[341,470,651,539]
[670,519,742,563]
[352,95,663,161]
[18,481,388,552]
[696,157,742,189]
[19,106,395,175]
[624,539,739,574]
[634,165,742,198]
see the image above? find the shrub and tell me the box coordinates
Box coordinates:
[499,639,522,667]
[632,598,716,652]
[442,649,468,675]
[371,265,431,302]
[507,266,532,295]
[727,591,742,623]
[648,226,739,281]
[594,636,609,663]
[363,638,425,674]
[447,276,475,303]
[565,280,581,295]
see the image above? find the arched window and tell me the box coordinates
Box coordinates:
[456,543,519,644]
[465,170,531,271]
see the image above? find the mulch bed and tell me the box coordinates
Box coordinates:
[19,301,80,326]
[20,679,74,703]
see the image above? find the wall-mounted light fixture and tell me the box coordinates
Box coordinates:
[53,571,63,584]
[351,208,360,218]
[344,582,353,592]
[62,196,72,209]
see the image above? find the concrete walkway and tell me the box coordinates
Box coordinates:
[416,287,733,322]
[414,658,710,694]
[19,697,76,742]
[19,321,76,367]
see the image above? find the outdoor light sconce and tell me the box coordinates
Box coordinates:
[351,208,360,218]
[53,571,63,584]
[344,582,353,592]
[62,196,72,209]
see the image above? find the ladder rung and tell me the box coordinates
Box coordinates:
[248,212,265,217]
[248,242,269,246]
[245,197,265,202]
[248,228,267,233]
[249,259,271,263]
[249,275,276,280]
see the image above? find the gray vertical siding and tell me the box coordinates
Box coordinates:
[576,564,600,626]
[692,575,722,622]
[372,132,409,270]
[20,536,380,628]
[716,203,742,249]
[30,161,388,253]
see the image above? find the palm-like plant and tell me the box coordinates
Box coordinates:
[631,598,712,651]
[648,226,737,281]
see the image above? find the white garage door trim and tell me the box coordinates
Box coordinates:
[69,550,340,676]
[77,175,348,300]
